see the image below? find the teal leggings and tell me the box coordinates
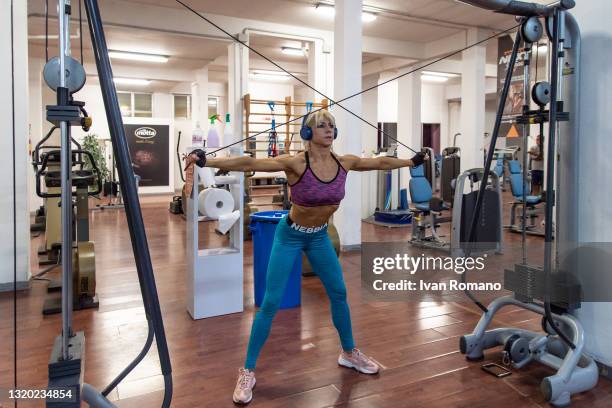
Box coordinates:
[244,216,354,370]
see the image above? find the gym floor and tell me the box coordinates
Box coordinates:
[2,193,612,407]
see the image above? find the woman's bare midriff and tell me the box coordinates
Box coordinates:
[289,203,339,228]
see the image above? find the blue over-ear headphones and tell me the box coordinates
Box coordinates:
[299,111,338,141]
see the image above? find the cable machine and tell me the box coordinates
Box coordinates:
[458,1,599,406]
[44,1,172,406]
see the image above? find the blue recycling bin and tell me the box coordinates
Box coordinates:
[249,210,302,309]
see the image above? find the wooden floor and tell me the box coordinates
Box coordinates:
[2,194,612,407]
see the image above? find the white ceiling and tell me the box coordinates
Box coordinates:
[27,0,539,89]
[125,0,526,42]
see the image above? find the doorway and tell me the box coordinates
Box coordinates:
[422,123,441,155]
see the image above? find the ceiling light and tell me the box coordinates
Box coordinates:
[252,70,290,77]
[281,47,305,56]
[314,3,377,22]
[109,50,168,63]
[114,77,151,86]
[421,75,449,83]
[421,71,459,78]
[315,3,335,17]
[362,12,377,22]
[250,73,290,81]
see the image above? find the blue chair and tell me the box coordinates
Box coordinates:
[507,160,543,233]
[508,160,541,205]
[409,165,440,212]
[494,158,504,178]
[409,165,450,246]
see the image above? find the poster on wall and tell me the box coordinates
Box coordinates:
[497,34,531,140]
[124,123,170,188]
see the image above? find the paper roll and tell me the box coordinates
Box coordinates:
[214,175,239,185]
[198,166,217,188]
[216,210,241,235]
[198,188,235,219]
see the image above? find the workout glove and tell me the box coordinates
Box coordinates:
[410,152,426,167]
[185,149,207,170]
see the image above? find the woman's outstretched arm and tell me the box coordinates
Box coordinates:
[341,152,426,172]
[205,154,295,173]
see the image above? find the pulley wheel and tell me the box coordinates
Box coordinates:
[532,81,551,107]
[43,56,87,93]
[521,16,543,44]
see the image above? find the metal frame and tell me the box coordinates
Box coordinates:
[458,2,596,406]
[409,168,503,258]
[45,1,173,406]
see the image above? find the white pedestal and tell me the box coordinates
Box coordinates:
[186,167,244,319]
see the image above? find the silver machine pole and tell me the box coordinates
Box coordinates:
[58,0,74,362]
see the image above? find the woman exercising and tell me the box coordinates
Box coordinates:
[193,110,425,404]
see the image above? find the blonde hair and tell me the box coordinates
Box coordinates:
[305,109,336,129]
[302,109,336,152]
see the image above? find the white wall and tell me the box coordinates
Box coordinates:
[361,74,379,218]
[27,69,230,194]
[377,72,398,123]
[247,80,295,158]
[571,0,612,367]
[2,0,29,286]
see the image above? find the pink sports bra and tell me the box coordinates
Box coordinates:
[289,152,347,207]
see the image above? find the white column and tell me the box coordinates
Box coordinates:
[227,35,249,149]
[1,0,30,287]
[460,28,487,171]
[191,67,209,134]
[308,39,332,103]
[361,73,379,218]
[333,0,362,250]
[29,58,44,212]
[397,67,422,190]
[570,0,612,367]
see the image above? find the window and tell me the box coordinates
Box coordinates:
[208,96,219,118]
[117,91,152,118]
[134,93,152,117]
[174,94,191,120]
[118,92,132,117]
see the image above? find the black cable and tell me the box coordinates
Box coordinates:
[176,131,185,182]
[79,0,84,63]
[45,0,49,62]
[176,0,523,156]
[11,0,18,402]
[462,27,524,314]
[206,32,520,155]
[534,40,540,82]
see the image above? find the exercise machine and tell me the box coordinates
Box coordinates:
[458,2,599,406]
[440,147,461,204]
[373,146,412,225]
[409,164,503,257]
[33,127,102,314]
[505,160,546,236]
[422,146,437,192]
[43,1,172,406]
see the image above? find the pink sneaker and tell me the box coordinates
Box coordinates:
[233,368,256,404]
[338,348,380,374]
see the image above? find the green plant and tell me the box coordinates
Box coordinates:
[81,133,110,184]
